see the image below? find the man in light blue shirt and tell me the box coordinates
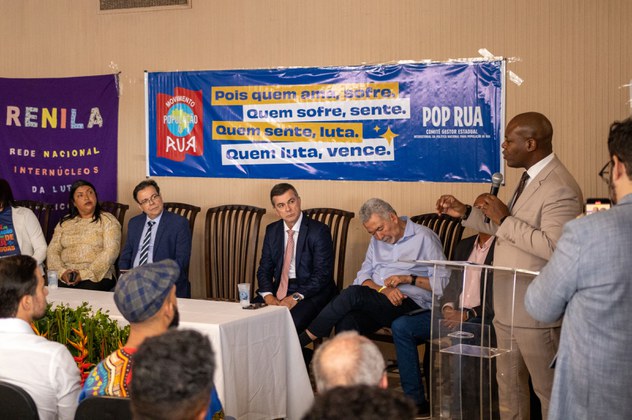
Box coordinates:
[299,198,447,346]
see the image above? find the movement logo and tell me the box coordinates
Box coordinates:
[156,88,204,162]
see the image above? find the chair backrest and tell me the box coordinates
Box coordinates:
[204,205,266,300]
[0,380,40,420]
[14,200,53,243]
[304,208,355,292]
[100,201,129,226]
[410,212,465,260]
[164,202,201,234]
[74,396,132,420]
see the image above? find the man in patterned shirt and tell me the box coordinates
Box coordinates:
[79,259,224,418]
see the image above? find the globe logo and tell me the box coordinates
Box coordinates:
[166,103,196,137]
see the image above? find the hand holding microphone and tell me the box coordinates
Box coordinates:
[484,172,504,223]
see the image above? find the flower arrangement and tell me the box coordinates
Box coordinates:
[32,302,130,384]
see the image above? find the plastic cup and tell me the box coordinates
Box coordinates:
[237,283,251,307]
[47,270,58,289]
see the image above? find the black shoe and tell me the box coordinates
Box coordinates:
[415,401,430,419]
[299,331,313,347]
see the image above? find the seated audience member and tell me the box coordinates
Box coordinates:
[131,329,217,420]
[119,179,192,297]
[0,255,81,420]
[525,117,632,420]
[390,232,496,417]
[312,331,387,392]
[256,183,336,332]
[80,259,224,419]
[299,198,447,346]
[0,178,47,266]
[302,384,416,420]
[47,179,121,291]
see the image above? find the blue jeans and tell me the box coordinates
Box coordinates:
[391,311,432,406]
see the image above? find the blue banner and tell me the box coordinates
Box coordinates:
[146,61,504,182]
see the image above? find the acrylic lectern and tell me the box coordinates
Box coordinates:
[411,260,538,420]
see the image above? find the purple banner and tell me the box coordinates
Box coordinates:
[0,74,119,237]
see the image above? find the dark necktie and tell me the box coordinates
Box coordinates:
[138,221,155,266]
[276,229,294,300]
[509,172,530,211]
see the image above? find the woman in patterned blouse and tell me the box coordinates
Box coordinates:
[47,180,121,291]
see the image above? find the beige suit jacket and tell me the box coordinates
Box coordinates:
[463,156,583,327]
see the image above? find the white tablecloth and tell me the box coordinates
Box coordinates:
[47,288,314,420]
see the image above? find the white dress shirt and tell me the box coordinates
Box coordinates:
[285,212,302,279]
[0,318,81,420]
[525,152,555,188]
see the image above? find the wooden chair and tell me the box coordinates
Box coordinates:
[74,396,132,420]
[410,212,465,260]
[100,201,129,227]
[204,205,266,301]
[14,199,53,243]
[0,380,40,420]
[304,208,355,292]
[164,202,201,234]
[99,201,129,281]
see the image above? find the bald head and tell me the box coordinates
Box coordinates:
[503,112,554,169]
[509,112,553,151]
[312,331,387,392]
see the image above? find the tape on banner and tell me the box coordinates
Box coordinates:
[478,48,495,59]
[508,70,523,86]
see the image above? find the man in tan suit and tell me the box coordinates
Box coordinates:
[436,112,583,420]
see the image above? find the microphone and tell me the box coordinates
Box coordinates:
[484,172,504,223]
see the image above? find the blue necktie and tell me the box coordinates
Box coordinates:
[138,221,155,266]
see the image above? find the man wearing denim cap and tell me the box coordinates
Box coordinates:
[79,260,225,419]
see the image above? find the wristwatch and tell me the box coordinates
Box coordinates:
[465,308,477,320]
[461,205,473,221]
[410,275,417,286]
[292,293,303,302]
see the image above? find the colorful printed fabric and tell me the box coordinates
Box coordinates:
[79,347,136,400]
[80,346,225,419]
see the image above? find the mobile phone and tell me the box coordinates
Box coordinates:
[585,198,611,215]
[243,303,267,310]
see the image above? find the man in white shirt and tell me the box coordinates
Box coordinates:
[0,255,81,420]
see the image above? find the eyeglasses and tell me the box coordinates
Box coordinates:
[598,161,612,184]
[139,193,161,206]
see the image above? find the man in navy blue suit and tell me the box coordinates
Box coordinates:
[256,183,336,333]
[120,180,192,298]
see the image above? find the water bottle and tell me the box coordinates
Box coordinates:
[47,270,58,289]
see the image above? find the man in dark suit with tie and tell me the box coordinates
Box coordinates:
[256,183,336,333]
[120,180,192,298]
